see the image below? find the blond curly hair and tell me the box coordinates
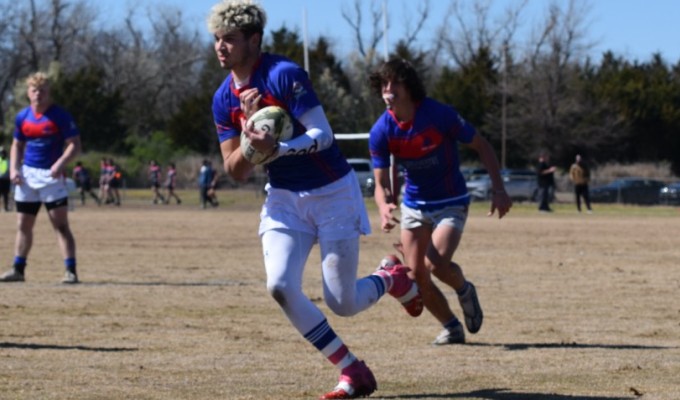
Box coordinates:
[207,0,267,37]
[25,72,51,88]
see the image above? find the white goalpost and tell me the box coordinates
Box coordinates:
[334,133,370,140]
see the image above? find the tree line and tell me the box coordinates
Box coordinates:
[1,0,679,183]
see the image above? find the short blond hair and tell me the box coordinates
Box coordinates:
[25,72,50,88]
[207,0,266,37]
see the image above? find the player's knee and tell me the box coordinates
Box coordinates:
[326,300,358,317]
[431,261,454,278]
[413,266,433,285]
[50,221,70,235]
[266,281,291,307]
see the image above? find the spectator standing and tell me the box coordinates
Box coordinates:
[569,154,593,213]
[536,152,556,212]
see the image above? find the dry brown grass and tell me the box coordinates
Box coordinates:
[1,192,679,400]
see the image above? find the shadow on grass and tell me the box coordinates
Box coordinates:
[381,388,635,399]
[80,280,248,287]
[0,342,137,352]
[464,341,673,351]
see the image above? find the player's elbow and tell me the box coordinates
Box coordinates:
[226,169,248,182]
[224,163,251,183]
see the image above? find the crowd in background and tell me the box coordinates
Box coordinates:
[0,151,226,210]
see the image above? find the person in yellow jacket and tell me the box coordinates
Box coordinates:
[0,146,10,211]
[569,154,593,213]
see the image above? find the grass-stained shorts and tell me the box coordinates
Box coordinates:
[259,170,371,241]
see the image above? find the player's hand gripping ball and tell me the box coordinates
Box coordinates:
[240,106,294,165]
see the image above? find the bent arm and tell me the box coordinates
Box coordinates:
[467,134,504,192]
[466,133,512,218]
[52,136,81,178]
[220,137,255,182]
[275,106,334,157]
[374,166,399,232]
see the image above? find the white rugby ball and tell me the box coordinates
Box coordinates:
[240,106,294,165]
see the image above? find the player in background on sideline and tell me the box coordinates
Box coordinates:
[198,159,218,208]
[72,161,100,206]
[0,72,81,284]
[163,162,182,205]
[368,59,512,345]
[106,158,122,206]
[98,157,110,203]
[148,159,165,204]
[207,1,422,398]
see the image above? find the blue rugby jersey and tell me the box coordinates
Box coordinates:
[369,98,475,211]
[14,105,79,170]
[212,53,350,192]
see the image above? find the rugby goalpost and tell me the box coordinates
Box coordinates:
[334,133,370,140]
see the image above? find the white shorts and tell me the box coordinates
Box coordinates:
[259,170,371,241]
[400,203,468,233]
[14,165,69,203]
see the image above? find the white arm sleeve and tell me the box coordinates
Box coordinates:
[276,106,334,157]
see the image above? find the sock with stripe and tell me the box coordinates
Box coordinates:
[304,319,358,370]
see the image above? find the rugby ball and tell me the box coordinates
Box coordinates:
[240,106,294,165]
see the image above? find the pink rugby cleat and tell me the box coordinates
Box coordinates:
[374,254,423,317]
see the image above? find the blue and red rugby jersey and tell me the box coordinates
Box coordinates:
[369,97,476,211]
[212,52,350,192]
[14,105,79,170]
[148,164,162,184]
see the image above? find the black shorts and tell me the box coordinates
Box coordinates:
[0,179,10,194]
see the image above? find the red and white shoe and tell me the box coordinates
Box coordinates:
[374,254,423,317]
[320,360,377,399]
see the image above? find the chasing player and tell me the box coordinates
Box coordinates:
[368,59,512,344]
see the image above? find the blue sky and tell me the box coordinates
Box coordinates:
[95,0,680,63]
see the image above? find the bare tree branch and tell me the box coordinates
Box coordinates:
[341,0,384,59]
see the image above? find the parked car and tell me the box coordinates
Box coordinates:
[466,169,540,202]
[460,167,487,182]
[589,178,666,205]
[347,158,375,197]
[659,181,680,205]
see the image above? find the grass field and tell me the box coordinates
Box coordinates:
[1,189,679,400]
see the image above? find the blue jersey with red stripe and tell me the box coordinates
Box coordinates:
[14,105,79,169]
[212,53,350,192]
[369,98,475,210]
